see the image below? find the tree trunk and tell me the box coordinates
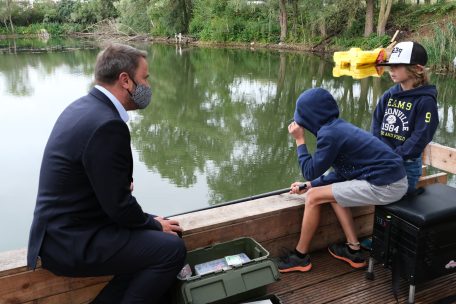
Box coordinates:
[377,0,393,36]
[364,0,374,37]
[180,0,190,33]
[319,18,326,38]
[6,0,14,33]
[291,0,298,36]
[278,0,287,42]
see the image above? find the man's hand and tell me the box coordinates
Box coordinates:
[289,181,311,194]
[155,217,183,237]
[288,121,306,146]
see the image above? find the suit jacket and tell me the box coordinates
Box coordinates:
[27,88,162,270]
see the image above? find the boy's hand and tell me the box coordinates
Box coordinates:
[288,121,306,145]
[289,181,311,194]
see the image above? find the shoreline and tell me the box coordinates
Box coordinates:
[0,33,453,73]
[0,32,337,55]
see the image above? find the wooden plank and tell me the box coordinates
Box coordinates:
[417,172,448,187]
[267,251,361,296]
[277,260,391,303]
[261,212,374,257]
[183,204,373,251]
[0,268,110,304]
[0,249,28,277]
[172,194,305,234]
[333,271,456,304]
[0,197,373,275]
[23,283,107,304]
[421,164,427,177]
[0,194,309,275]
[423,142,456,174]
[271,246,456,304]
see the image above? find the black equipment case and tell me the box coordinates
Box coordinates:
[366,183,456,303]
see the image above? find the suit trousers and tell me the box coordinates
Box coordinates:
[40,229,187,304]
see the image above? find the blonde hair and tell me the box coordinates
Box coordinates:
[405,65,429,88]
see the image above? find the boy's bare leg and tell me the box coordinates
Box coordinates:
[296,185,337,254]
[330,203,360,248]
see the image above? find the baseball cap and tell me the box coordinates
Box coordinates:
[377,41,428,66]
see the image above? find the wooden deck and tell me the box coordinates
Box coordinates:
[267,249,456,304]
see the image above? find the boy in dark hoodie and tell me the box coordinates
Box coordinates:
[373,41,439,195]
[277,87,407,273]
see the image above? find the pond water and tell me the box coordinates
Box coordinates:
[0,39,455,252]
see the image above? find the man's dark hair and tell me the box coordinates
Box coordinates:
[95,44,147,84]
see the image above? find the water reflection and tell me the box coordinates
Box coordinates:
[131,45,456,205]
[0,40,455,251]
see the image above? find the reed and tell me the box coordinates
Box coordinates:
[422,23,456,73]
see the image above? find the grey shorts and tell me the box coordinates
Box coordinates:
[332,176,408,208]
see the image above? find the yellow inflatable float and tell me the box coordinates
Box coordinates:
[332,64,384,80]
[333,47,386,68]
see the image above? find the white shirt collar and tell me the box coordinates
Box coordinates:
[95,85,129,123]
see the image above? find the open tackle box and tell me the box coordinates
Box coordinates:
[173,237,280,304]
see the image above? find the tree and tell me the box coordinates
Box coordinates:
[0,1,8,29]
[93,0,118,21]
[56,0,77,23]
[364,0,374,37]
[278,0,287,42]
[0,0,14,33]
[377,0,393,35]
[148,0,192,35]
[115,0,151,33]
[290,0,299,37]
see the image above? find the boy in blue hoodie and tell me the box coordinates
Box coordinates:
[373,41,439,195]
[277,87,407,273]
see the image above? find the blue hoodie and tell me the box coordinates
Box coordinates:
[293,88,406,188]
[371,84,439,160]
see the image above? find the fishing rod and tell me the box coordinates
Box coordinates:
[168,183,307,218]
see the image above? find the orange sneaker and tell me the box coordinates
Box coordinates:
[275,250,312,273]
[328,243,367,269]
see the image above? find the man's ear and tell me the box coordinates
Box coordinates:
[119,72,130,89]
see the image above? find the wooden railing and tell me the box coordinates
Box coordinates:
[1,142,454,304]
[418,142,456,187]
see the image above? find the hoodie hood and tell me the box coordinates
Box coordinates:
[294,88,340,135]
[389,84,437,101]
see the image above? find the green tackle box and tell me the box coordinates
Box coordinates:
[173,237,280,304]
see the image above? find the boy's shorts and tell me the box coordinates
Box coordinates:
[332,176,408,207]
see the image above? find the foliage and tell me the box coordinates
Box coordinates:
[148,0,192,36]
[332,35,391,50]
[0,0,455,73]
[0,0,118,30]
[190,0,280,42]
[114,0,151,33]
[0,23,84,35]
[422,23,456,71]
[390,1,456,31]
[299,0,364,39]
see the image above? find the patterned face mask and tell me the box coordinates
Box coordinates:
[128,78,152,109]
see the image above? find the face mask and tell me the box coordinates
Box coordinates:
[128,78,152,109]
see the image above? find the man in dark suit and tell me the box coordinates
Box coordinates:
[27,44,186,304]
